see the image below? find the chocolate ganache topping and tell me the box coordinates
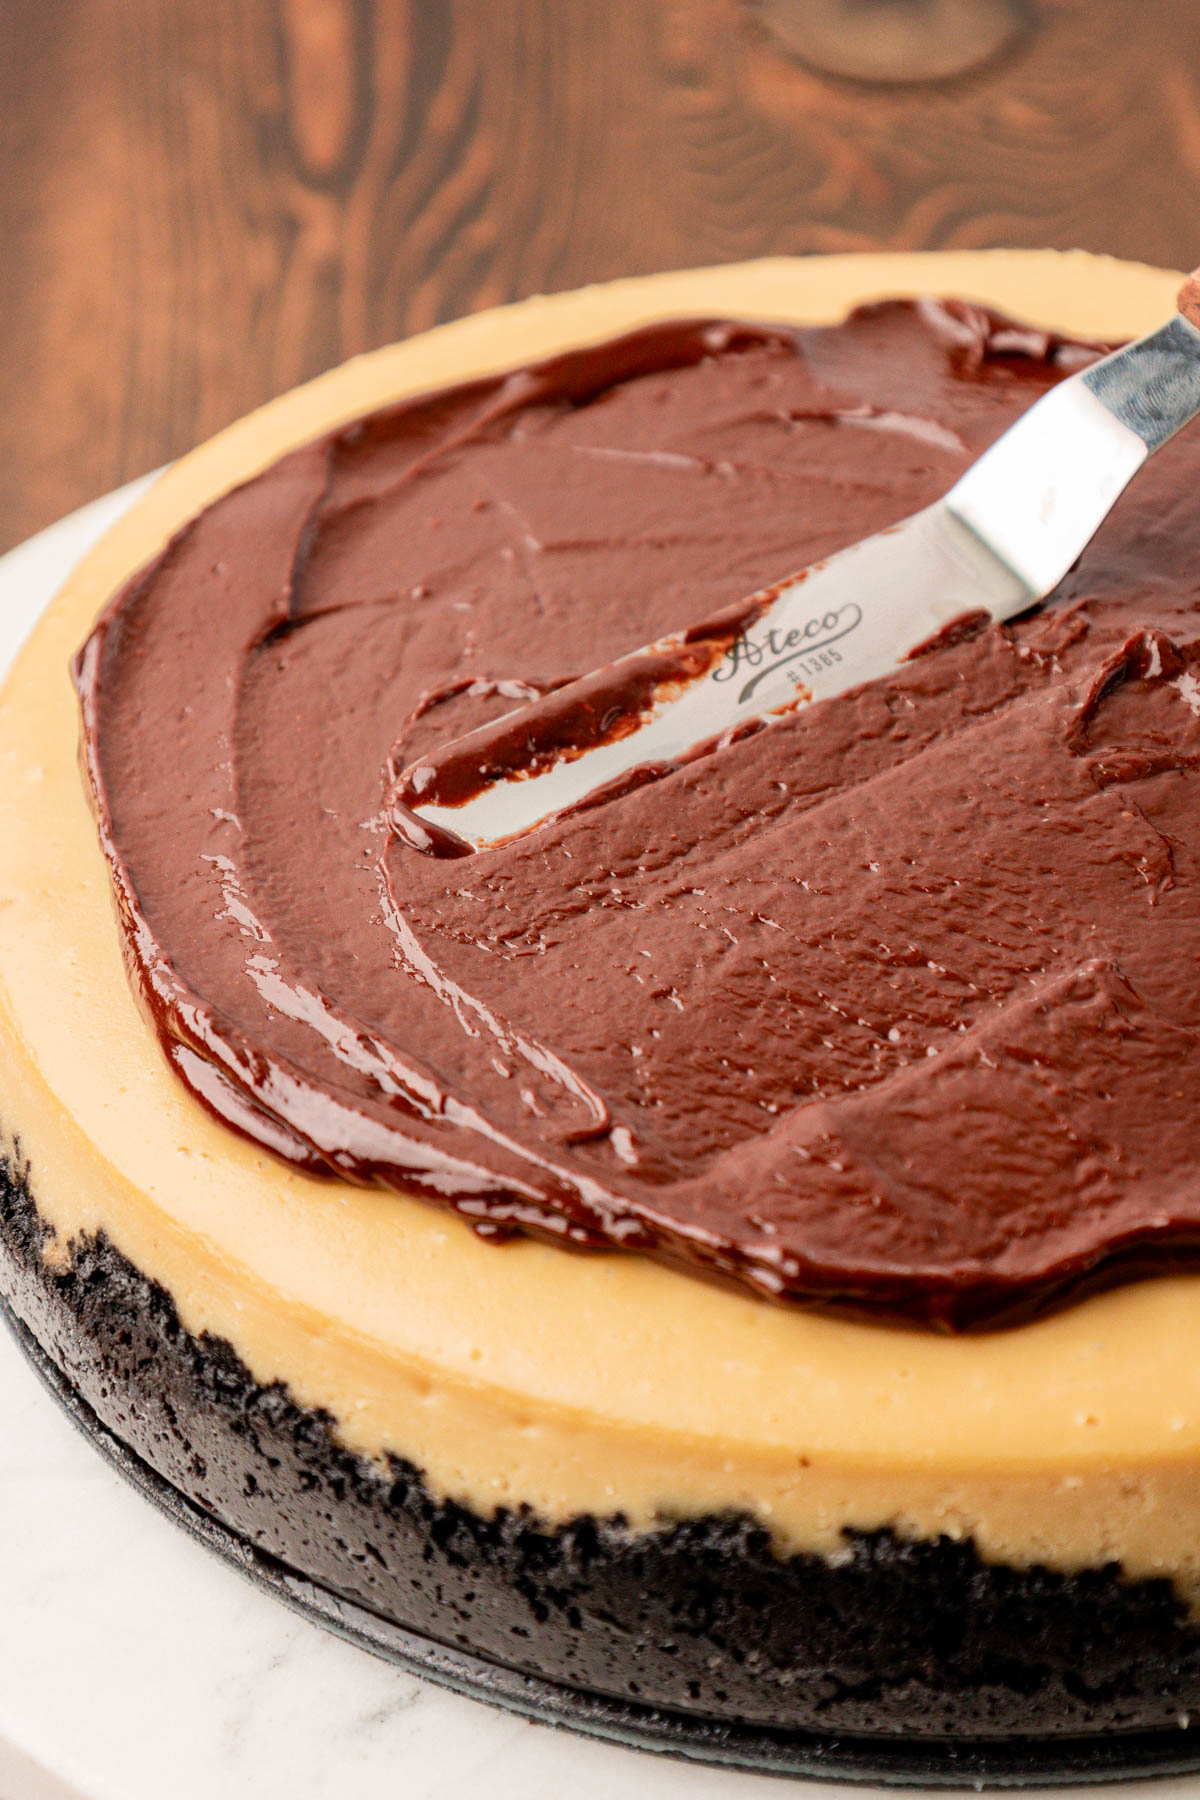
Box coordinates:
[75,301,1200,1330]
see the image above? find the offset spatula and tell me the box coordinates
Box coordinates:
[393,274,1200,859]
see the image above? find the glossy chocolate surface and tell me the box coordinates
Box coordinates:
[74,302,1200,1328]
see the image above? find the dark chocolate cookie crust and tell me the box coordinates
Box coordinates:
[4,1147,1200,1744]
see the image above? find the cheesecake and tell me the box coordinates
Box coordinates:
[4,251,1200,1763]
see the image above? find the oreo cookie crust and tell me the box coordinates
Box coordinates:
[5,1150,1200,1748]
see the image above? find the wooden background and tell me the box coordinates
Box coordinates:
[2,0,1198,552]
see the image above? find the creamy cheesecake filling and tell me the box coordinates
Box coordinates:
[74,292,1200,1329]
[5,253,1200,1590]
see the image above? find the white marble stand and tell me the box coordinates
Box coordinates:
[0,489,1190,1800]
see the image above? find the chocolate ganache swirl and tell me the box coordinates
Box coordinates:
[75,301,1200,1330]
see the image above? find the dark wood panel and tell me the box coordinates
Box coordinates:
[2,0,1198,550]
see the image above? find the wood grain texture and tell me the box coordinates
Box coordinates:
[2,0,1199,550]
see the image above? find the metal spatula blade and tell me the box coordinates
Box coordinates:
[393,274,1200,859]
